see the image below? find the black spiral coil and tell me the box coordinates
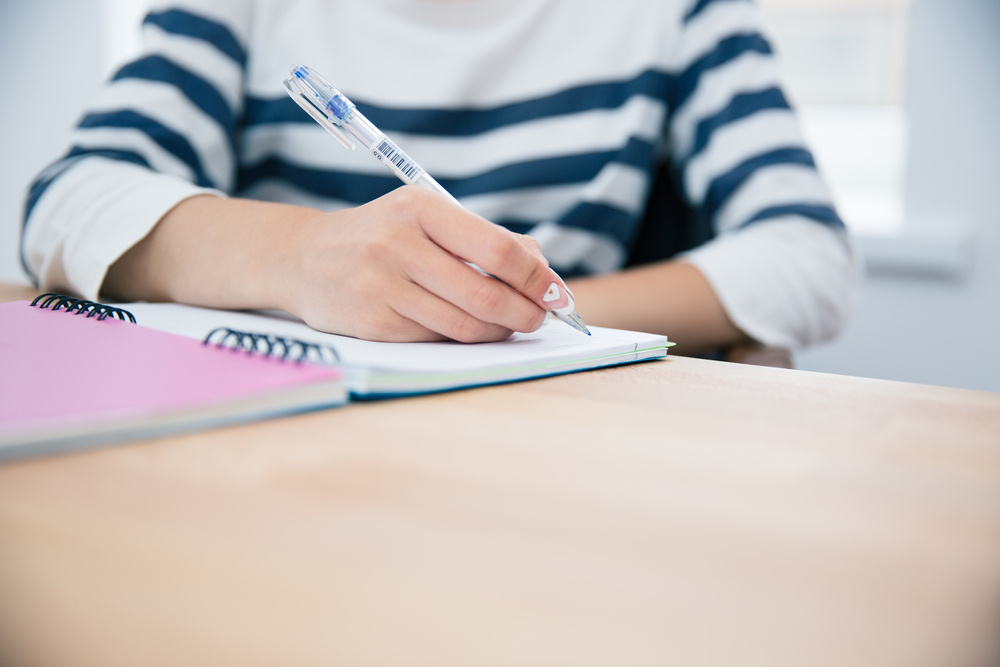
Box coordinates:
[203,327,340,365]
[30,293,136,323]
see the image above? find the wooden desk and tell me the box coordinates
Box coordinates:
[1,283,999,667]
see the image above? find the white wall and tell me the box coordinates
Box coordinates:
[797,0,1000,392]
[1,0,997,392]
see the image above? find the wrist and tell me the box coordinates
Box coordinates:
[255,204,330,315]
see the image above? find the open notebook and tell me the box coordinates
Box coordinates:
[119,302,673,398]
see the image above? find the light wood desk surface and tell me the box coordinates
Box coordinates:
[1,283,999,667]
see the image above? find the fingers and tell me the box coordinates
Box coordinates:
[301,269,514,344]
[401,240,548,335]
[389,279,516,343]
[410,188,570,315]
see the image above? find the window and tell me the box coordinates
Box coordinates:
[757,0,912,238]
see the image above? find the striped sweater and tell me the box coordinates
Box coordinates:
[21,0,860,348]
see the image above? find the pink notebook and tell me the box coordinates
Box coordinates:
[0,297,346,460]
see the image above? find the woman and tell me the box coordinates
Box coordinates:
[21,0,859,354]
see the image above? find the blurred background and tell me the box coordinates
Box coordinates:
[1,0,998,391]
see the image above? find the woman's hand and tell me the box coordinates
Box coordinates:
[289,186,563,342]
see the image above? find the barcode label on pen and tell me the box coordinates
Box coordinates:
[373,139,421,181]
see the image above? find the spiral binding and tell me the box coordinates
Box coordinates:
[30,293,136,323]
[203,327,341,365]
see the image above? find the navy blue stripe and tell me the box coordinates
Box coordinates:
[21,148,152,281]
[63,146,152,168]
[739,203,845,230]
[238,160,396,204]
[703,147,816,222]
[239,137,656,203]
[672,33,773,112]
[245,70,674,136]
[78,110,214,188]
[683,0,749,24]
[557,203,637,247]
[144,9,246,67]
[113,55,236,150]
[687,87,790,161]
[23,147,151,226]
[434,137,655,196]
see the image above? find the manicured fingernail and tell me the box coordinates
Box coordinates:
[542,282,570,311]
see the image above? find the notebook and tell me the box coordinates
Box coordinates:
[1,294,672,461]
[119,301,674,398]
[0,296,347,460]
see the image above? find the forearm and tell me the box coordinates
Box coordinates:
[566,260,748,355]
[103,195,321,311]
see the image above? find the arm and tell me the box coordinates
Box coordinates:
[103,187,564,343]
[567,261,746,355]
[566,215,859,357]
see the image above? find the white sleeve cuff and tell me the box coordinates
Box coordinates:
[23,158,224,301]
[683,217,863,350]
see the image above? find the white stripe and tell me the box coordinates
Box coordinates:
[580,162,652,216]
[684,109,807,203]
[88,79,234,190]
[715,164,833,233]
[142,22,244,115]
[463,185,583,223]
[528,222,626,275]
[239,125,368,172]
[72,126,197,183]
[669,51,780,159]
[245,2,682,108]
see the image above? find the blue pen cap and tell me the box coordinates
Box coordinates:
[292,65,354,121]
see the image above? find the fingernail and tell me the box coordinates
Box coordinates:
[542,282,571,311]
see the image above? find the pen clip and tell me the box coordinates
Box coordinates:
[283,79,357,151]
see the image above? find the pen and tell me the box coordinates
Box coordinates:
[283,64,590,336]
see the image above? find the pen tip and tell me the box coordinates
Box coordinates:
[557,310,591,336]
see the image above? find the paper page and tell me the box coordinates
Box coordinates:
[121,302,670,374]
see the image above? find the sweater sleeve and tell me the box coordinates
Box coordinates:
[667,0,862,349]
[20,1,253,300]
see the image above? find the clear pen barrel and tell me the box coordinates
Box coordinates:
[346,110,459,205]
[340,109,383,151]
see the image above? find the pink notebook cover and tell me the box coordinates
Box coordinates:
[0,300,344,452]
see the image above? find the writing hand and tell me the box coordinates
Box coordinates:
[289,186,569,342]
